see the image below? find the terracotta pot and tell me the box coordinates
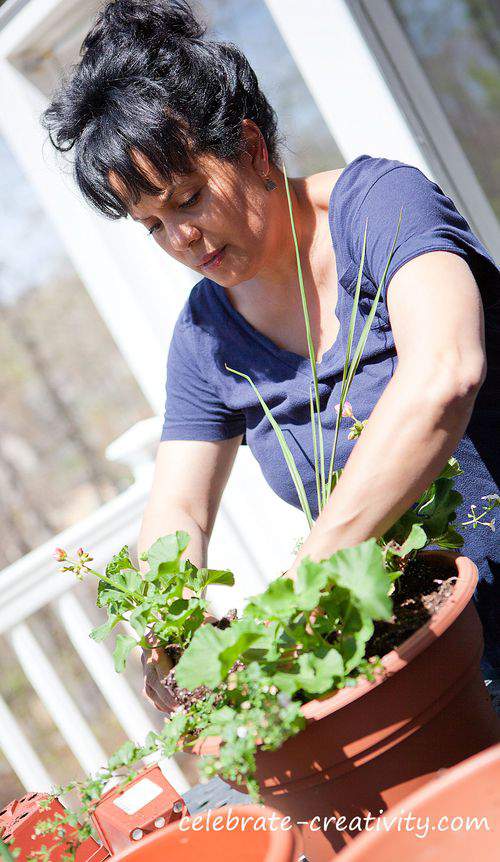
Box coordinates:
[111,804,303,862]
[195,552,500,861]
[336,741,500,861]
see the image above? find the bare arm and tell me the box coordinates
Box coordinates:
[138,435,242,570]
[289,251,486,572]
[138,434,242,710]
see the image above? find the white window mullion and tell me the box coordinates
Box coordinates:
[264,0,429,171]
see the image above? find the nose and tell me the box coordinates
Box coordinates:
[165,220,201,253]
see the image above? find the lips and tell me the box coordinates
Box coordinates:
[200,246,226,267]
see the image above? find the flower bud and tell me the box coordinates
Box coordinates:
[334,401,354,419]
[53,548,67,562]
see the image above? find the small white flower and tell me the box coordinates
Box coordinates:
[236,726,248,738]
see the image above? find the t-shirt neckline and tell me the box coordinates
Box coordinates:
[209,161,357,379]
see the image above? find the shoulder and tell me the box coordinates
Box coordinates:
[333,154,431,222]
[170,277,229,366]
[177,277,218,328]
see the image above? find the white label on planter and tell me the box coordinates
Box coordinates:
[113,779,163,815]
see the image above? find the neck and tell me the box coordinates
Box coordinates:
[242,172,322,301]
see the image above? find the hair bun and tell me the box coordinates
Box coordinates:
[83,0,206,53]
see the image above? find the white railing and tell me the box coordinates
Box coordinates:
[0,418,304,801]
[0,468,192,795]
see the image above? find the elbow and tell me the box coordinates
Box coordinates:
[427,350,486,412]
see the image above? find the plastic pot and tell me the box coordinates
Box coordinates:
[336,741,500,861]
[195,552,500,861]
[110,804,303,862]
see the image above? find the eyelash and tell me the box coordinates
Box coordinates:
[148,190,200,235]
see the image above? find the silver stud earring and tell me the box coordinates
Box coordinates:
[263,176,277,191]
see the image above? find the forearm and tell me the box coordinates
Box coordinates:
[138,502,209,575]
[292,364,479,570]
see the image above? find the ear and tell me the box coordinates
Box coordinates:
[240,118,269,175]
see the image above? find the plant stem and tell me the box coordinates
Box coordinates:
[225,364,313,528]
[282,163,326,508]
[78,563,144,604]
[309,383,322,516]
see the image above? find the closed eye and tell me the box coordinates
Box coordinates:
[179,190,200,209]
[147,190,201,236]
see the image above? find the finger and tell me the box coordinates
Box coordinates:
[151,648,175,677]
[143,680,173,713]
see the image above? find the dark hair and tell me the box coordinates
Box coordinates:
[42,0,282,219]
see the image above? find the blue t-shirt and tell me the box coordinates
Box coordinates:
[161,155,500,674]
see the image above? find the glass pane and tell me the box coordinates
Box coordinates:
[202,0,344,174]
[0,135,153,569]
[389,0,500,219]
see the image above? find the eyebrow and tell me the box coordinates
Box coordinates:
[131,181,190,222]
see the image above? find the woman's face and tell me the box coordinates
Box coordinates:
[110,141,286,289]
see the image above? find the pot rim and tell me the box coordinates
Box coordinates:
[193,550,478,754]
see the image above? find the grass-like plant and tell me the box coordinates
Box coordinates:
[227,164,402,524]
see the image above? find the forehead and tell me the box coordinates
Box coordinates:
[108,149,238,217]
[107,150,218,215]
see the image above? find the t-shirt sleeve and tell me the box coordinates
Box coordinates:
[160,313,246,442]
[348,163,498,317]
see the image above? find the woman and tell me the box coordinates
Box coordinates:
[44,0,499,714]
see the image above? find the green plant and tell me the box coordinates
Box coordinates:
[226,164,402,524]
[30,162,469,858]
[54,536,234,672]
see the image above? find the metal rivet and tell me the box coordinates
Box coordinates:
[154,817,166,828]
[173,801,183,814]
[131,829,143,841]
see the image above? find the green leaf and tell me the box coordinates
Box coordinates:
[439,457,463,480]
[274,649,343,696]
[96,582,129,610]
[225,364,313,528]
[129,605,151,638]
[324,539,392,620]
[175,625,229,689]
[145,532,190,579]
[113,634,137,672]
[193,568,235,590]
[106,546,133,578]
[115,568,142,593]
[107,740,138,770]
[169,598,189,615]
[399,524,427,556]
[283,164,326,509]
[338,606,375,673]
[175,621,261,690]
[218,623,262,675]
[1,837,18,862]
[246,578,298,620]
[297,649,344,693]
[295,558,329,610]
[89,613,121,643]
[434,526,464,549]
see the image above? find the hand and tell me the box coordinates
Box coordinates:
[141,636,178,715]
[141,612,219,714]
